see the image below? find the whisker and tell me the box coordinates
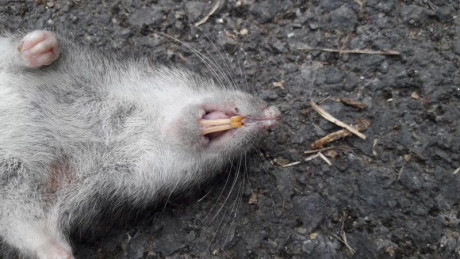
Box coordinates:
[159,180,180,217]
[202,39,236,90]
[224,155,246,246]
[204,155,242,255]
[197,183,217,203]
[251,145,275,182]
[236,50,250,92]
[208,156,242,225]
[157,32,227,89]
[203,32,239,90]
[200,162,234,225]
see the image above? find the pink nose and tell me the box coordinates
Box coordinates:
[263,106,281,119]
[262,106,280,129]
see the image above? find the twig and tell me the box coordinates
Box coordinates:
[310,101,367,140]
[305,153,320,162]
[298,45,400,56]
[397,164,405,180]
[310,118,370,149]
[372,138,378,156]
[453,167,460,174]
[353,0,367,18]
[195,1,220,27]
[328,231,356,255]
[304,146,354,154]
[281,161,301,168]
[339,97,367,110]
[317,152,332,166]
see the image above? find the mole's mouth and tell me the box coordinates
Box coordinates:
[198,106,280,144]
[199,111,244,140]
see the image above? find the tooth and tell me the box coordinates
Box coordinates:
[230,116,244,122]
[201,121,243,135]
[202,124,234,135]
[231,121,242,127]
[199,118,231,126]
[199,116,245,126]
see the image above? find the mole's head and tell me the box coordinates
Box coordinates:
[156,69,280,168]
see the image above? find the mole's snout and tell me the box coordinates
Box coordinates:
[240,105,280,129]
[261,105,281,129]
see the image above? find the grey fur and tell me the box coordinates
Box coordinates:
[0,31,279,258]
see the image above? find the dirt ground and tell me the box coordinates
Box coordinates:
[1,0,459,258]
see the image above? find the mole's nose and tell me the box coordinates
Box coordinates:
[261,106,280,129]
[263,106,281,119]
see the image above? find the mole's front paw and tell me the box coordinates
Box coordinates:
[18,30,60,68]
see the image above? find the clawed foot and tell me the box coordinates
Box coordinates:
[18,30,60,68]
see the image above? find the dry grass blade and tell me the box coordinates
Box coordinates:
[281,161,301,168]
[304,146,354,154]
[298,45,400,56]
[339,97,367,109]
[310,101,367,140]
[317,152,332,166]
[310,118,371,149]
[305,153,320,162]
[327,231,356,255]
[195,1,220,27]
[453,167,460,174]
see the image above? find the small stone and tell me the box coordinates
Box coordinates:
[185,1,207,22]
[302,240,317,254]
[435,6,453,22]
[404,154,412,161]
[309,232,318,240]
[248,192,258,205]
[400,4,433,27]
[295,227,307,235]
[329,5,357,31]
[249,0,290,24]
[293,193,330,232]
[411,92,420,99]
[399,166,422,192]
[130,8,163,26]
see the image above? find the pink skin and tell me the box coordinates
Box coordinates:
[18,30,60,68]
[36,239,74,259]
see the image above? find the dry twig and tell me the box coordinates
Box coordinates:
[453,167,460,175]
[353,0,367,18]
[304,146,354,154]
[310,101,367,140]
[299,45,400,56]
[339,97,367,110]
[281,161,301,168]
[328,231,356,255]
[317,152,332,166]
[310,118,370,149]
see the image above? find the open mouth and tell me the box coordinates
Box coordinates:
[198,106,280,144]
[199,111,244,141]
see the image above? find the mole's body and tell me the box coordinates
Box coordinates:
[0,31,279,259]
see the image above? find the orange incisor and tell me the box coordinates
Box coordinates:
[200,116,244,135]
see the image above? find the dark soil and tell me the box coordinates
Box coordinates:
[1,0,459,258]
